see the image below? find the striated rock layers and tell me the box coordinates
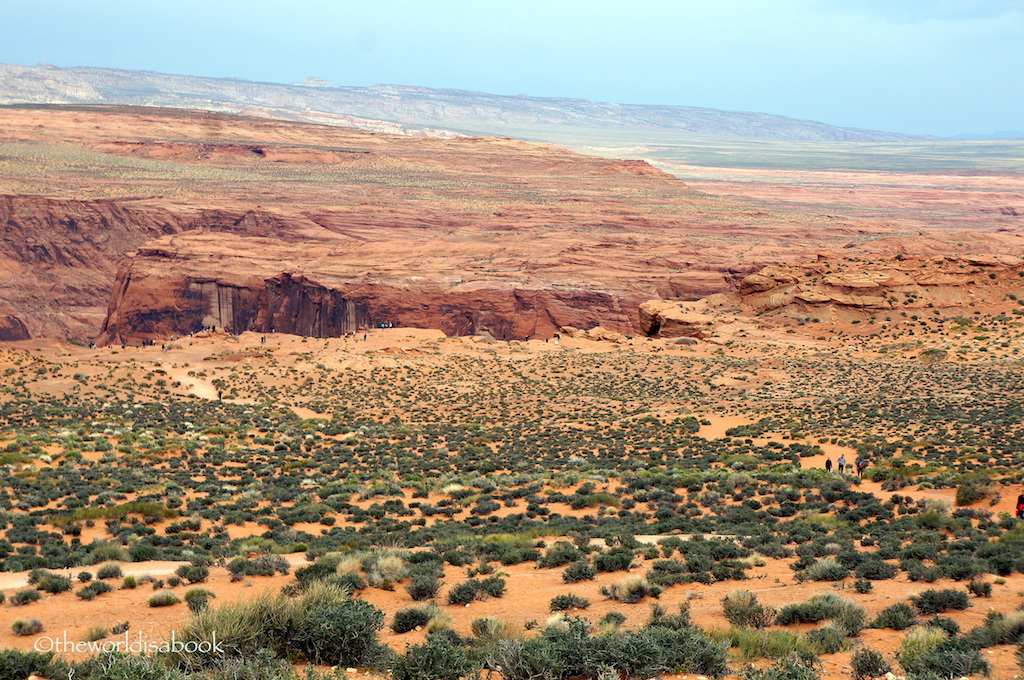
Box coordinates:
[732,254,1024,322]
[98,232,648,344]
[639,254,1024,341]
[3,106,1022,343]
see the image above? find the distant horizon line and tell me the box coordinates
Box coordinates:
[4,60,1021,140]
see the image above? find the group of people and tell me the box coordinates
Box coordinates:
[825,455,869,478]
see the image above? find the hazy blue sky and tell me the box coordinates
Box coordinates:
[3,0,1021,136]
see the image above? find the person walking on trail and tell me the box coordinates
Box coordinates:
[825,458,833,472]
[1016,489,1024,519]
[837,455,846,473]
[856,457,868,479]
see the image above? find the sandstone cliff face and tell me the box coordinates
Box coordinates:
[99,256,644,344]
[733,255,1024,321]
[3,106,1021,343]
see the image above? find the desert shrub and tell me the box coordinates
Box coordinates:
[805,624,846,654]
[75,651,185,680]
[723,590,775,629]
[122,575,137,589]
[740,652,820,680]
[95,561,123,580]
[148,590,181,607]
[899,628,987,679]
[330,571,366,592]
[539,541,583,568]
[562,560,597,583]
[391,634,481,680]
[805,557,849,581]
[77,581,114,600]
[471,616,519,645]
[175,564,209,584]
[870,602,916,630]
[480,575,506,598]
[854,559,897,581]
[925,616,960,637]
[406,574,442,601]
[955,480,990,506]
[966,578,992,598]
[447,579,481,605]
[0,650,63,680]
[84,625,109,642]
[601,575,659,604]
[11,589,41,605]
[910,589,970,615]
[711,627,808,662]
[593,547,635,572]
[89,543,129,564]
[776,593,847,626]
[393,604,435,634]
[291,595,387,666]
[850,646,891,680]
[549,593,591,612]
[853,579,873,594]
[184,588,216,614]
[37,575,73,594]
[647,603,692,631]
[172,582,386,670]
[484,638,557,680]
[12,619,43,636]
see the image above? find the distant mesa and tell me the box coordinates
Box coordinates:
[0,61,923,142]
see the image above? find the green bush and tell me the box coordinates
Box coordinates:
[480,575,506,598]
[148,590,181,607]
[393,605,434,634]
[967,578,992,598]
[740,653,820,680]
[0,650,62,680]
[37,575,73,594]
[95,561,123,580]
[11,589,41,605]
[291,596,387,666]
[850,646,891,680]
[601,575,659,604]
[549,593,591,612]
[805,624,845,654]
[170,582,386,671]
[870,602,916,630]
[593,547,635,572]
[77,581,114,600]
[184,588,216,614]
[562,560,597,583]
[805,557,849,581]
[723,590,775,629]
[175,564,209,584]
[853,579,873,594]
[899,630,987,679]
[539,541,583,568]
[391,634,481,680]
[910,589,970,615]
[854,559,897,581]
[406,574,442,601]
[446,579,481,605]
[122,575,137,589]
[12,619,44,636]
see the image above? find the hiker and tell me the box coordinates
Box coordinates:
[825,458,833,472]
[1016,489,1024,519]
[837,455,846,473]
[856,457,869,479]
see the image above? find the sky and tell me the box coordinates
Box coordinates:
[3,0,1022,137]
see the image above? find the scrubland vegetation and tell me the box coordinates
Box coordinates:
[0,314,1022,679]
